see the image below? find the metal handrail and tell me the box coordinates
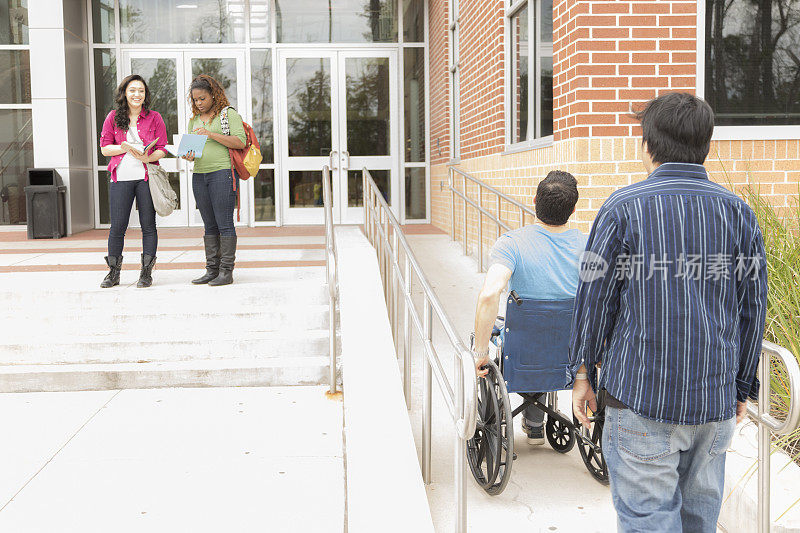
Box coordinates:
[746,341,800,533]
[322,165,338,394]
[448,165,536,271]
[362,168,477,533]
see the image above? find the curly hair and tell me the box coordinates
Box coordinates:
[114,74,151,130]
[188,74,230,118]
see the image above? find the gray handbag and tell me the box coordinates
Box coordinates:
[147,163,178,217]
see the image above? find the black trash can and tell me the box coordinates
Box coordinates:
[24,168,67,239]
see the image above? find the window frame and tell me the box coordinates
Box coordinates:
[696,1,800,140]
[505,0,553,151]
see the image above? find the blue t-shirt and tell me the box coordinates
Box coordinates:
[489,224,588,300]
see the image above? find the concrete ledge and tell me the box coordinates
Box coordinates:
[0,358,330,392]
[719,420,800,532]
[335,226,435,533]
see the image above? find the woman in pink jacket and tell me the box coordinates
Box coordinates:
[99,74,168,288]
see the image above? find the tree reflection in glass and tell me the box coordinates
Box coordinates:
[706,0,800,125]
[275,0,397,43]
[119,0,246,44]
[191,58,237,108]
[346,57,390,156]
[286,58,331,157]
[132,58,178,143]
[251,50,274,163]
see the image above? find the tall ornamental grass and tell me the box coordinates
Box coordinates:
[741,184,800,461]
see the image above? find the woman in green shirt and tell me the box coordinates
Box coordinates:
[182,74,246,286]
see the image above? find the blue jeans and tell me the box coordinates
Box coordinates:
[192,169,236,237]
[108,179,157,257]
[603,406,736,533]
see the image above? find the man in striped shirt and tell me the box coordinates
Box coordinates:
[568,93,767,532]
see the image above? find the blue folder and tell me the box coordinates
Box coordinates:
[176,134,208,158]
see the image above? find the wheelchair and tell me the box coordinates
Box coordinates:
[467,291,608,495]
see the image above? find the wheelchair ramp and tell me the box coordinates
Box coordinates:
[0,228,336,391]
[404,232,619,531]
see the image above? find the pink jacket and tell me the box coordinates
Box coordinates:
[99,109,168,182]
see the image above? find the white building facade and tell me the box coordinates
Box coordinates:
[1,0,429,234]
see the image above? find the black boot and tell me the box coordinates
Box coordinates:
[137,254,156,288]
[100,255,122,288]
[208,236,236,286]
[192,235,221,284]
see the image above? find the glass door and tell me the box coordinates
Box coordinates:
[183,50,248,227]
[337,51,398,224]
[121,50,248,227]
[278,50,340,225]
[278,49,398,225]
[122,51,188,227]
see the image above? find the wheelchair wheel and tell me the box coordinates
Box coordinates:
[466,359,514,495]
[573,403,609,485]
[545,415,575,453]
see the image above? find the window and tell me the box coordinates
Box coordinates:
[508,0,552,145]
[449,0,460,159]
[403,0,428,221]
[0,0,32,226]
[704,0,800,126]
[275,0,398,43]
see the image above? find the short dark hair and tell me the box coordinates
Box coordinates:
[634,92,714,165]
[535,170,578,226]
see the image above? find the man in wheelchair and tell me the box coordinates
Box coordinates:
[472,170,587,445]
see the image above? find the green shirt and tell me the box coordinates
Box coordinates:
[187,108,246,173]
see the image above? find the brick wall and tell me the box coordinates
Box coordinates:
[431,139,800,265]
[457,0,505,159]
[554,0,697,140]
[426,0,800,254]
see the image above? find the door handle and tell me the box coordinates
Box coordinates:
[329,150,338,170]
[341,151,350,170]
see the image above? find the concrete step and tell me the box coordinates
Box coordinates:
[0,329,332,365]
[0,357,332,392]
[0,282,330,311]
[5,306,331,337]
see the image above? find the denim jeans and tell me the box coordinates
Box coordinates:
[603,406,736,533]
[192,169,236,237]
[108,179,157,257]
[522,395,545,427]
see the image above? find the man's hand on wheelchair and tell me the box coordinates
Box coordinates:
[572,376,597,430]
[475,354,490,378]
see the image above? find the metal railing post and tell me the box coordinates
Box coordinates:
[745,341,800,533]
[455,351,467,533]
[519,206,524,229]
[321,166,338,394]
[422,296,433,484]
[757,351,770,533]
[496,195,501,240]
[403,254,412,408]
[478,187,483,272]
[383,212,390,299]
[392,228,400,350]
[463,175,468,256]
[450,168,456,241]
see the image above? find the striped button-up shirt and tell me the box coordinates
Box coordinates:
[568,162,768,425]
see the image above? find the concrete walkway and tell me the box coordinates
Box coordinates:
[0,386,344,532]
[404,232,618,532]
